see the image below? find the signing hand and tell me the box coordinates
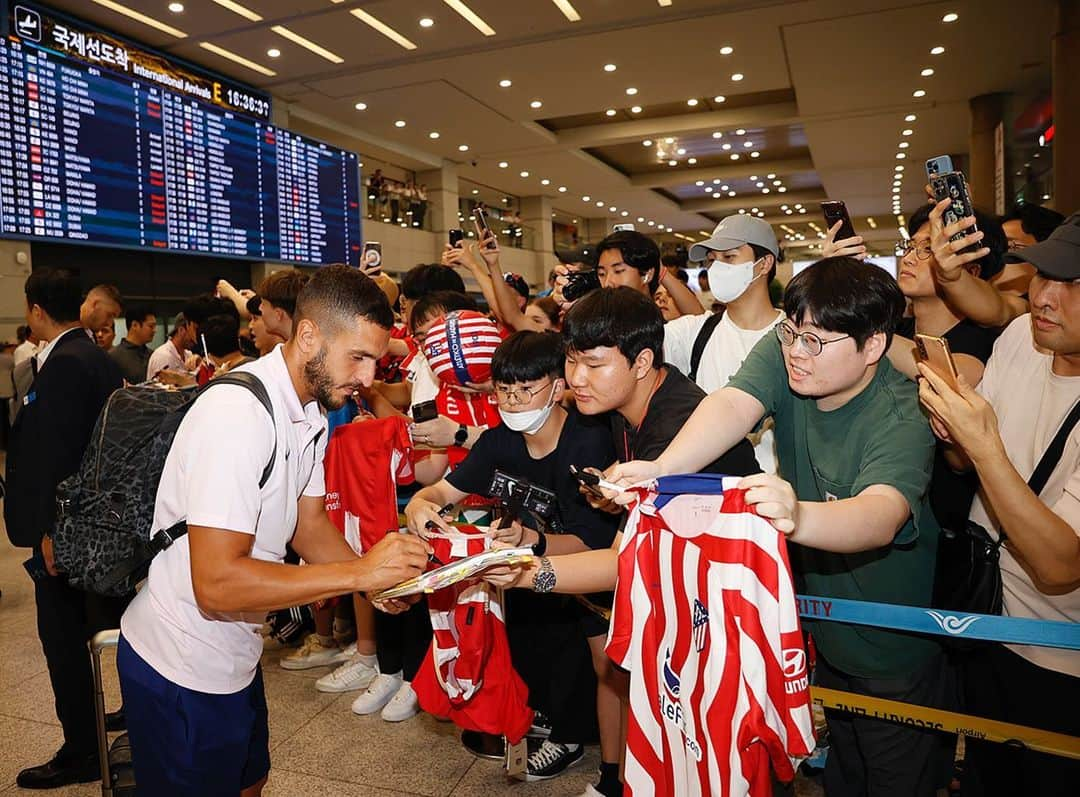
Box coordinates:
[357,533,431,593]
[917,363,1002,463]
[489,518,527,547]
[928,198,989,284]
[738,473,800,535]
[822,220,867,260]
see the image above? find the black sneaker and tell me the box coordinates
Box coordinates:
[528,710,552,739]
[525,740,584,781]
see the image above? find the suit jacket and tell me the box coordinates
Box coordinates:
[5,328,122,548]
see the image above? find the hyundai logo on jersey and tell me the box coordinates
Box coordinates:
[659,650,703,761]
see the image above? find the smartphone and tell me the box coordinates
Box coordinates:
[569,464,604,498]
[613,223,636,232]
[472,208,497,250]
[448,228,464,249]
[930,171,978,244]
[23,550,49,582]
[362,241,382,275]
[820,200,856,241]
[411,399,438,423]
[925,155,954,179]
[915,333,960,391]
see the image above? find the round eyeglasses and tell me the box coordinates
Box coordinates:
[494,380,553,406]
[774,322,851,356]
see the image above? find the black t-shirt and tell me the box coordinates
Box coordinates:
[446,406,621,551]
[610,366,760,476]
[896,317,1001,530]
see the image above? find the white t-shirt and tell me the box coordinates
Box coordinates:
[970,315,1080,677]
[12,339,37,368]
[146,339,189,379]
[122,345,328,693]
[664,310,784,474]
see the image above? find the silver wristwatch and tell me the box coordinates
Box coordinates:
[532,556,556,593]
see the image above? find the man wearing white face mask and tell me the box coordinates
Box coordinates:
[665,215,786,473]
[405,330,622,788]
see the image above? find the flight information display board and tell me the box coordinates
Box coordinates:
[0,2,362,265]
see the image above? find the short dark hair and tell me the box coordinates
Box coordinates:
[258,269,310,318]
[1002,203,1066,242]
[202,314,241,357]
[182,294,236,327]
[295,265,395,335]
[410,290,478,332]
[563,286,664,368]
[907,205,1005,280]
[401,264,466,300]
[125,304,155,329]
[491,331,565,384]
[25,269,82,323]
[749,242,780,284]
[783,256,906,350]
[16,324,29,343]
[88,283,123,309]
[596,230,661,293]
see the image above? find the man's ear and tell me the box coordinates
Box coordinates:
[632,347,656,379]
[862,331,888,366]
[293,317,321,357]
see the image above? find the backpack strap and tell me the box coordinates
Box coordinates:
[95,372,278,595]
[688,313,724,384]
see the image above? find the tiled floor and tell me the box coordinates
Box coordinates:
[0,516,823,796]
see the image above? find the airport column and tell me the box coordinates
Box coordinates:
[417,163,460,240]
[968,93,1005,211]
[1053,0,1080,212]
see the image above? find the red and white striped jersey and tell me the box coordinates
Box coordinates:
[412,529,534,744]
[607,476,815,797]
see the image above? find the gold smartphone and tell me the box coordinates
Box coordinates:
[915,333,959,391]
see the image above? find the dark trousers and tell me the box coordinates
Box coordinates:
[816,651,949,797]
[374,598,431,682]
[962,644,1080,797]
[34,565,128,758]
[506,591,599,745]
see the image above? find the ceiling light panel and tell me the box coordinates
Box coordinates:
[199,42,275,76]
[351,9,418,50]
[209,0,261,21]
[90,0,188,37]
[551,0,581,22]
[442,0,496,36]
[271,25,344,63]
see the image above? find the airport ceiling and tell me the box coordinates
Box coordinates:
[57,0,1056,250]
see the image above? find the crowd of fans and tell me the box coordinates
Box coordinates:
[2,193,1077,797]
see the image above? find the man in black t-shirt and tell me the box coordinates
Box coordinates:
[405,331,621,790]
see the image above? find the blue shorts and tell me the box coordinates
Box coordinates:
[117,636,270,796]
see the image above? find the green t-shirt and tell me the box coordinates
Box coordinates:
[727,334,941,678]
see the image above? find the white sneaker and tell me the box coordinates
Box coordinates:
[380,681,419,722]
[351,672,402,715]
[279,634,352,671]
[315,649,377,693]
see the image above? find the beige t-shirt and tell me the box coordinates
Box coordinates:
[970,315,1080,676]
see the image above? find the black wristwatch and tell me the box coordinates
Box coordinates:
[454,423,469,446]
[531,530,548,557]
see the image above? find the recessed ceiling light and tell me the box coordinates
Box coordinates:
[498,161,509,168]
[712,131,723,139]
[721,143,732,151]
[688,157,697,164]
[596,201,605,207]
[898,141,909,149]
[676,147,686,155]
[642,139,653,146]
[720,45,734,55]
[630,105,642,113]
[893,187,901,193]
[604,63,617,72]
[696,180,705,186]
[735,128,747,135]
[721,184,729,190]
[621,210,629,217]
[896,165,905,171]
[730,153,740,160]
[743,141,753,148]
[626,87,638,95]
[905,114,918,122]
[756,181,765,188]
[541,178,550,185]
[913,89,926,97]
[605,109,617,116]
[499,79,512,88]
[942,12,958,22]
[429,131,440,139]
[472,189,479,195]
[394,119,406,127]
[168,2,184,12]
[609,206,617,212]
[664,137,675,144]
[668,160,678,166]
[773,180,782,186]
[930,46,945,55]
[267,47,281,57]
[778,186,787,192]
[728,190,736,196]
[762,188,770,193]
[458,144,469,151]
[902,129,913,136]
[637,217,645,222]
[687,98,698,106]
[419,17,434,27]
[921,67,935,77]
[515,171,527,178]
[896,152,906,159]
[530,100,543,108]
[582,195,591,201]
[354,101,367,110]
[731,73,744,81]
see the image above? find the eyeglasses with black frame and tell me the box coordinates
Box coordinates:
[774,322,851,356]
[493,380,554,406]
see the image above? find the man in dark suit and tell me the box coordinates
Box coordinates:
[5,269,123,789]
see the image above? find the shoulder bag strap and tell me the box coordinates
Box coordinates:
[688,312,724,384]
[1027,398,1080,497]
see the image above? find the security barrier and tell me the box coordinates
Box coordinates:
[799,594,1080,759]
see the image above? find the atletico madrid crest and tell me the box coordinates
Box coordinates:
[692,598,708,652]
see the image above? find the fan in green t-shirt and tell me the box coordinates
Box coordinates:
[609,256,947,797]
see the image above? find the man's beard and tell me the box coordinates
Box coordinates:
[304,346,347,410]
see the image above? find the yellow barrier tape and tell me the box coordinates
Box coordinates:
[812,686,1080,761]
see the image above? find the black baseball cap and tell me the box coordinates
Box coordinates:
[1005,212,1080,280]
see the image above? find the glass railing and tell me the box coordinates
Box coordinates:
[364,180,433,231]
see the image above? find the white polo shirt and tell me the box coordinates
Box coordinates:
[122,345,328,694]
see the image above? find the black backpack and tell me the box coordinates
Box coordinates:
[52,372,276,596]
